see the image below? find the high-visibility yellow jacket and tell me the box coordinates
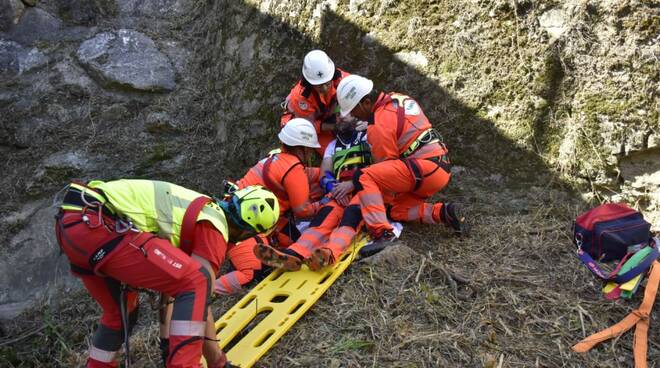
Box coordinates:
[63,179,229,246]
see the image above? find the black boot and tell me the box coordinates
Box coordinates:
[441,203,468,235]
[359,230,396,258]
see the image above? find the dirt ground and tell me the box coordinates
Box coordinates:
[1,165,657,368]
[0,0,658,367]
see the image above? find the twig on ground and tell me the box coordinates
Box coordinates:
[415,257,427,283]
[0,325,46,347]
[578,308,586,337]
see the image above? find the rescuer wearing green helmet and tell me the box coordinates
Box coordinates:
[55,180,278,368]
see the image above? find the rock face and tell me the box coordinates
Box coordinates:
[0,202,75,320]
[0,0,657,322]
[115,0,192,31]
[0,0,25,31]
[5,6,62,44]
[76,29,176,92]
[191,0,659,218]
[56,0,117,26]
[0,3,191,317]
[0,40,47,76]
[117,0,191,18]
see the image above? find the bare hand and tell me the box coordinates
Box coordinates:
[336,194,351,207]
[331,181,354,201]
[355,120,368,131]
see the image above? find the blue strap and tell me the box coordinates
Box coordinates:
[577,242,659,283]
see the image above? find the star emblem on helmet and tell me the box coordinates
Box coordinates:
[317,71,324,78]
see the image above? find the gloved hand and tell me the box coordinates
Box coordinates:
[355,120,368,131]
[320,171,337,193]
[319,195,332,205]
[331,181,354,202]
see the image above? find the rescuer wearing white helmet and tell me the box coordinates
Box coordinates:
[336,74,468,245]
[281,50,352,154]
[302,49,335,86]
[214,118,329,296]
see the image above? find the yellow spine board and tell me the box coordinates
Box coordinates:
[213,234,368,368]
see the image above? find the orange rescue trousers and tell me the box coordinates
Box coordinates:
[214,216,301,295]
[256,199,364,271]
[290,200,363,261]
[352,158,451,237]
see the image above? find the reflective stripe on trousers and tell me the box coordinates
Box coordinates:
[170,320,206,337]
[354,159,450,235]
[215,271,244,295]
[325,226,359,258]
[88,345,118,364]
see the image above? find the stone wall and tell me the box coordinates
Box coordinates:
[0,0,657,318]
[189,0,658,217]
[0,0,205,318]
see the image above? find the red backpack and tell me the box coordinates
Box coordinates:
[573,203,657,283]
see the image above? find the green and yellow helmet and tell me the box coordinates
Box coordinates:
[222,185,279,235]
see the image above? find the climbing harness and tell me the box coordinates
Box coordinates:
[55,183,138,275]
[373,93,451,193]
[401,128,442,158]
[180,196,212,255]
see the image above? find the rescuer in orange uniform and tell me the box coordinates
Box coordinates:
[282,50,351,154]
[254,116,372,271]
[336,75,467,240]
[214,119,326,294]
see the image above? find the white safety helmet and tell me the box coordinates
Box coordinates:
[337,74,374,117]
[302,50,335,85]
[278,118,321,148]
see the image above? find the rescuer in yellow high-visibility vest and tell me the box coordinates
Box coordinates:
[55,179,279,368]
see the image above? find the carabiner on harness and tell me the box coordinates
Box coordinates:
[81,205,105,229]
[403,128,442,158]
[115,218,138,233]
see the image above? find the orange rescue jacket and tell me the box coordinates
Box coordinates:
[367,92,447,163]
[237,151,320,219]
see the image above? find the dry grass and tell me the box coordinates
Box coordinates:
[1,188,657,367]
[1,1,658,367]
[249,202,659,368]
